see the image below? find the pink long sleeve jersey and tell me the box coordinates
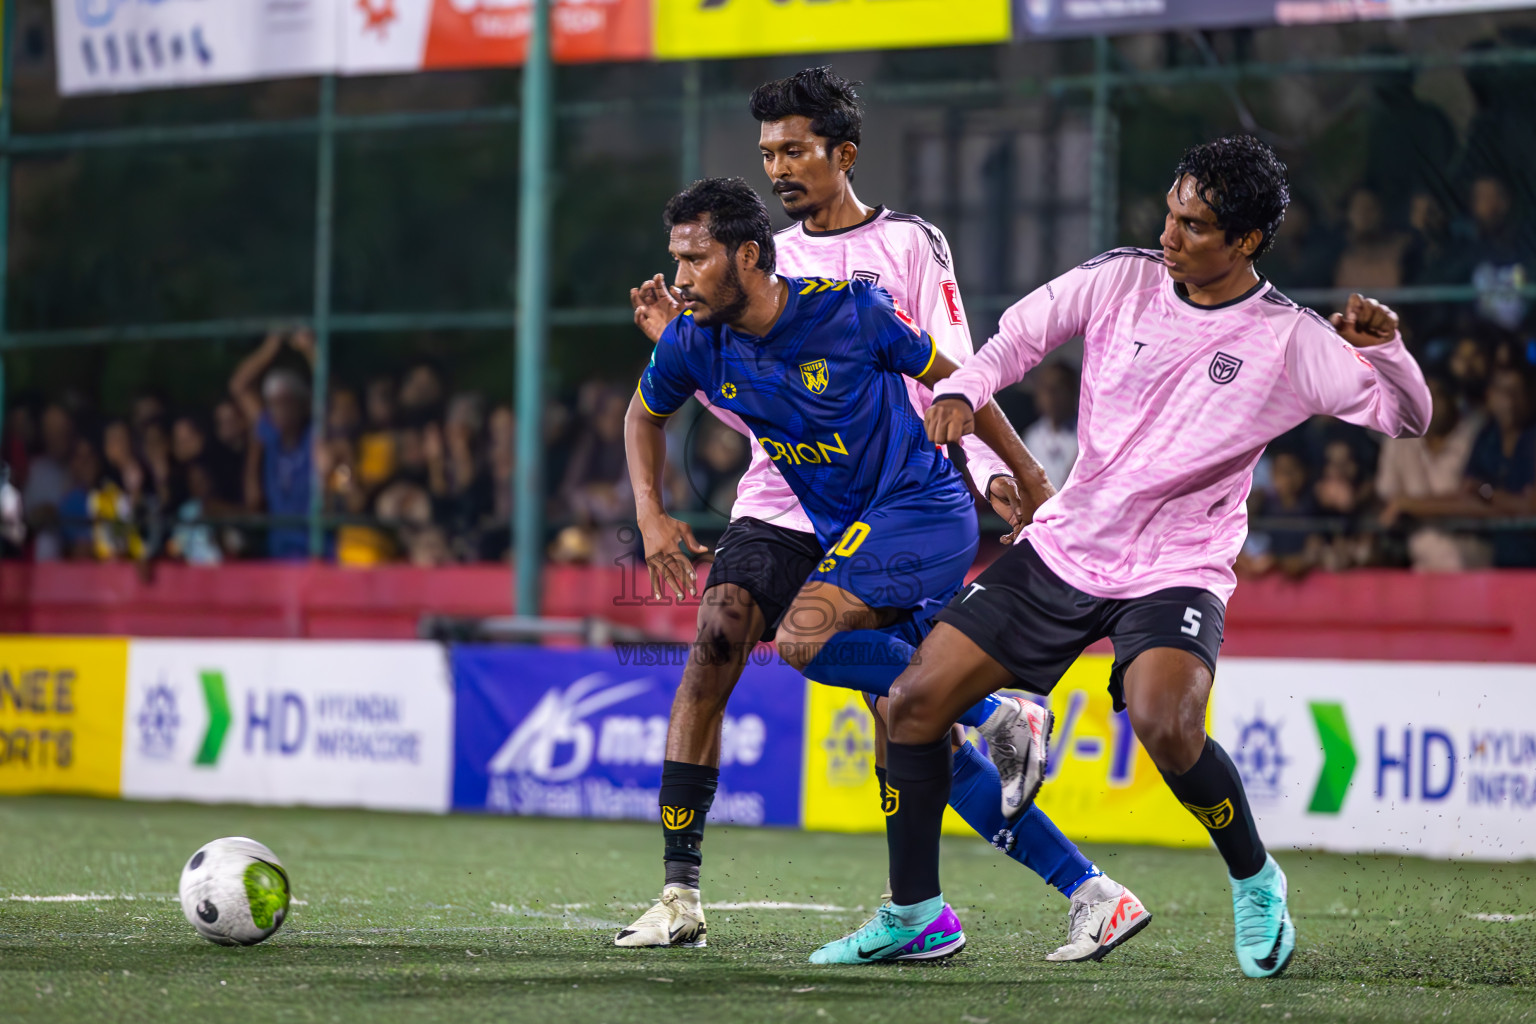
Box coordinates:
[934,248,1433,604]
[698,207,1010,534]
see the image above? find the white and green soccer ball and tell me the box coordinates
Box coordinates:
[178,837,292,946]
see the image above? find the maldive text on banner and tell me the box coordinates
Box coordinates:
[0,636,127,796]
[1216,658,1536,860]
[451,644,805,826]
[120,640,454,813]
[802,656,1210,848]
[655,0,1011,60]
[344,0,652,77]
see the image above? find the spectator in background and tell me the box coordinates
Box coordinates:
[3,403,35,496]
[1381,366,1536,568]
[140,417,176,511]
[1333,187,1410,290]
[101,419,147,507]
[1240,450,1321,578]
[22,403,75,560]
[1447,334,1493,418]
[328,386,362,443]
[560,385,636,562]
[209,400,249,505]
[425,392,494,562]
[686,415,749,516]
[1462,175,1533,332]
[167,460,225,566]
[1261,193,1338,290]
[229,329,315,560]
[1358,57,1458,217]
[398,362,446,430]
[1378,374,1489,570]
[485,403,515,561]
[57,437,103,559]
[1021,362,1080,490]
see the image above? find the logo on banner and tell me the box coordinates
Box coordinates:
[1308,701,1358,814]
[823,705,875,787]
[1231,706,1288,801]
[487,673,653,782]
[358,0,398,36]
[136,680,180,759]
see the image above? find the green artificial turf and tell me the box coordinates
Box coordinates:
[2,796,1534,1023]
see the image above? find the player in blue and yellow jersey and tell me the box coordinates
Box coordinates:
[623,177,1049,961]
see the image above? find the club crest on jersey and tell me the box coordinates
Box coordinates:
[852,270,880,285]
[800,359,830,395]
[1208,351,1244,385]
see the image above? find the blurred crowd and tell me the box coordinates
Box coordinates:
[2,153,1534,570]
[0,327,743,567]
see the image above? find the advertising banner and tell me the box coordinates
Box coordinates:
[802,655,1210,847]
[54,0,335,96]
[1390,0,1536,14]
[121,640,453,813]
[1014,0,1406,35]
[0,636,127,797]
[655,0,1011,60]
[343,0,651,77]
[451,645,805,826]
[1217,659,1536,860]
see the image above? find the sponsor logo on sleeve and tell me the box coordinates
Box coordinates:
[941,280,964,325]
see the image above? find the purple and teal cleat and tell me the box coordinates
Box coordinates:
[809,900,966,964]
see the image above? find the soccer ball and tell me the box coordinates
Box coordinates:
[178,837,292,946]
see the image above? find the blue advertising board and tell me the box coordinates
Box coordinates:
[451,645,806,827]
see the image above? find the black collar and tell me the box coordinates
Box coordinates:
[1173,274,1268,311]
[800,205,885,238]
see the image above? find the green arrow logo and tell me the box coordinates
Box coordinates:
[1308,701,1357,814]
[195,670,231,766]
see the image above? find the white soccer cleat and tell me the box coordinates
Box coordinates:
[978,695,1054,824]
[1045,874,1152,963]
[614,886,707,948]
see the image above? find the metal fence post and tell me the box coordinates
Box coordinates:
[1088,35,1119,254]
[308,74,337,560]
[0,0,15,448]
[514,0,553,616]
[681,61,702,185]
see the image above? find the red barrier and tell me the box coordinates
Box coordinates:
[3,561,1535,663]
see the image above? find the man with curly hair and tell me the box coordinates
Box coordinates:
[811,136,1433,978]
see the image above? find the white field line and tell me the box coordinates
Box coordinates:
[1467,913,1535,922]
[8,894,309,906]
[552,900,849,912]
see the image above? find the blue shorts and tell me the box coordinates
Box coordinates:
[808,490,979,617]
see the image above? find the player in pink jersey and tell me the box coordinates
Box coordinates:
[816,136,1431,975]
[618,69,1149,963]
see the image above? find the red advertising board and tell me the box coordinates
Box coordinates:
[423,0,651,69]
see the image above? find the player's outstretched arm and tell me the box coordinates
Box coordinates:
[624,391,709,599]
[918,352,1053,541]
[1291,292,1433,438]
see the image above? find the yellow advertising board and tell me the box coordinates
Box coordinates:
[655,0,1012,61]
[801,655,1210,848]
[0,636,127,796]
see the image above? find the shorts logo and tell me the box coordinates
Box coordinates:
[817,557,837,573]
[881,784,900,816]
[941,280,964,325]
[1182,798,1234,829]
[800,359,830,395]
[720,382,737,399]
[1208,351,1244,385]
[661,806,695,830]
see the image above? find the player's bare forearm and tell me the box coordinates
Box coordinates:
[624,392,707,598]
[972,399,1054,515]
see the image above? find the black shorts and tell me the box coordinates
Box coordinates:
[702,517,825,642]
[935,539,1225,711]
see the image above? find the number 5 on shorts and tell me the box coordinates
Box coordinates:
[1181,607,1203,637]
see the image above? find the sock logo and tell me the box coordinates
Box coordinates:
[1182,798,1234,829]
[661,806,695,830]
[880,784,899,816]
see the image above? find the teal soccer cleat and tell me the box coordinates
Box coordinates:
[1231,854,1296,978]
[810,899,966,965]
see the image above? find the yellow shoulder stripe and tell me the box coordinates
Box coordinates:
[636,385,671,418]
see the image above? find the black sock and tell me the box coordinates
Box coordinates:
[1161,736,1267,879]
[885,737,953,906]
[874,765,890,812]
[660,760,718,889]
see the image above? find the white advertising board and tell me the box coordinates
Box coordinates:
[1217,658,1536,860]
[122,639,453,813]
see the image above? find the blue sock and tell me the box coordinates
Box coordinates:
[804,631,1001,727]
[948,741,1099,897]
[889,893,946,928]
